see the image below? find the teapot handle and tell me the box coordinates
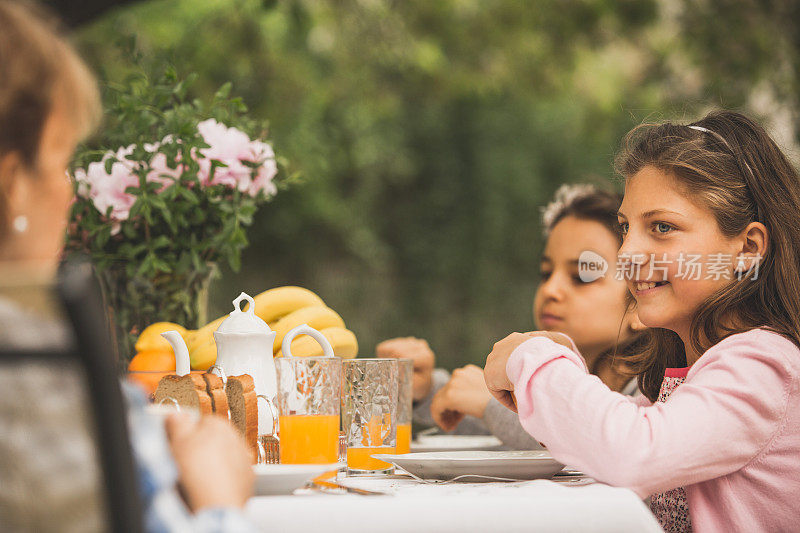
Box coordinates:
[281,324,334,358]
[232,292,256,317]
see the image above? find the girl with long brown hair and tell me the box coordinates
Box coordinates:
[484,110,800,532]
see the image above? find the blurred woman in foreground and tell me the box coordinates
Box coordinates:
[0,2,254,530]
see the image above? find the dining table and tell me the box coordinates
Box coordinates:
[245,471,663,532]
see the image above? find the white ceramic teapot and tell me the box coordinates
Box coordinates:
[213,292,278,403]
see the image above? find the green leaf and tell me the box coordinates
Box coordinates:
[179,187,199,204]
[135,253,155,277]
[227,251,241,272]
[151,235,171,249]
[215,82,232,100]
[152,257,173,273]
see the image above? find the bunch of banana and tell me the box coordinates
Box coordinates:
[275,326,358,359]
[132,286,360,371]
[182,286,326,368]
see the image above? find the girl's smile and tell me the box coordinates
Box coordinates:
[632,280,670,296]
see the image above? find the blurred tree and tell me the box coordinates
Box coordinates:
[669,0,799,153]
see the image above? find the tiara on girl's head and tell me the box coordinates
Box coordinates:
[687,124,762,222]
[540,183,598,234]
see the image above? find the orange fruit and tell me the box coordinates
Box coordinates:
[135,322,187,353]
[128,349,176,372]
[127,369,204,398]
[127,371,171,397]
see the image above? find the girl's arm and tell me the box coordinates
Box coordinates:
[508,330,796,497]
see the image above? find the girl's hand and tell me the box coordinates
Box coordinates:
[430,365,492,431]
[484,331,575,412]
[376,336,435,401]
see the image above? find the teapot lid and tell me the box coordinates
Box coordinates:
[215,292,272,335]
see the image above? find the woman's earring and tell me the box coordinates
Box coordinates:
[12,215,28,233]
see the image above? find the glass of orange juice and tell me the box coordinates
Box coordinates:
[342,358,398,475]
[272,356,342,464]
[396,359,413,454]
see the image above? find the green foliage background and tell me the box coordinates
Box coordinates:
[74,0,800,370]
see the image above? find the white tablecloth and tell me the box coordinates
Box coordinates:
[246,476,662,532]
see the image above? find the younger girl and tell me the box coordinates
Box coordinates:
[485,110,800,532]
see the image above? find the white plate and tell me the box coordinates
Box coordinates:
[410,434,505,452]
[373,450,564,481]
[252,463,341,495]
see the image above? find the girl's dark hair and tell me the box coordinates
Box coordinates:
[541,184,647,384]
[615,110,800,401]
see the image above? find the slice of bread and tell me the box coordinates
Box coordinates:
[201,372,229,419]
[153,374,213,415]
[225,374,258,462]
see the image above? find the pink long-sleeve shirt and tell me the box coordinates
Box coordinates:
[507,328,800,532]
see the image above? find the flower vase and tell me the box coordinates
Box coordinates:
[99,263,216,363]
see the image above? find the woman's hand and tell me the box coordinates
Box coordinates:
[484,331,574,412]
[430,365,492,432]
[376,337,435,401]
[165,413,254,512]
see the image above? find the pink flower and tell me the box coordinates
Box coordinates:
[72,120,279,227]
[102,144,136,168]
[146,152,181,190]
[145,138,183,190]
[196,119,278,197]
[249,155,278,197]
[73,169,91,198]
[74,154,138,221]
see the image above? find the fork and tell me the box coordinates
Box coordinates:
[256,394,280,464]
[258,434,280,464]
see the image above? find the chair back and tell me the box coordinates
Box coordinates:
[0,260,143,533]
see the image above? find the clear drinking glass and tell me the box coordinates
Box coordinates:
[396,359,413,454]
[273,356,342,464]
[342,358,398,475]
